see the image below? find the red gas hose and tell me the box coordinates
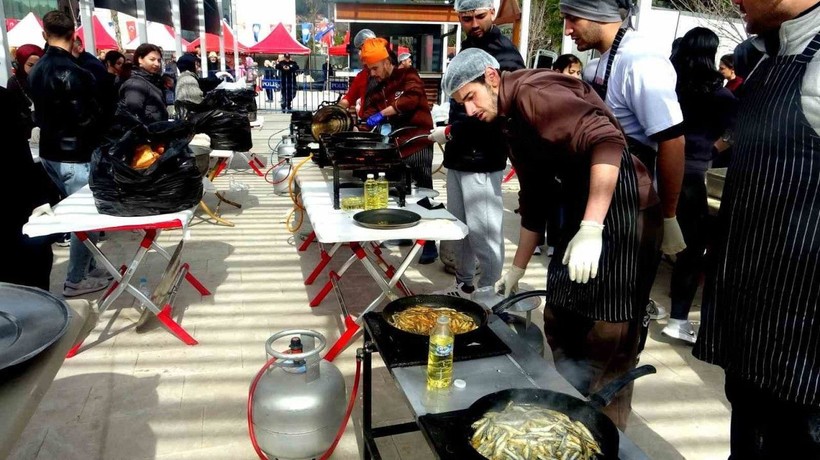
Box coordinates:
[263,159,288,185]
[247,354,363,460]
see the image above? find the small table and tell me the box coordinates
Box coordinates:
[23,186,211,355]
[294,163,469,361]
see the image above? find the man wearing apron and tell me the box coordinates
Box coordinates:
[442,48,659,429]
[560,0,687,327]
[693,0,820,456]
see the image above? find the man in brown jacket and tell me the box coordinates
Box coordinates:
[443,48,660,429]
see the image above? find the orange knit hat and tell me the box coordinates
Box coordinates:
[360,38,389,65]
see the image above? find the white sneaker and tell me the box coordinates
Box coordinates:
[87,266,114,281]
[533,246,542,256]
[432,282,474,300]
[63,277,111,297]
[647,299,669,320]
[662,319,697,344]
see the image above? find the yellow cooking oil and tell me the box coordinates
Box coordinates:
[364,174,377,210]
[427,316,454,389]
[377,172,389,209]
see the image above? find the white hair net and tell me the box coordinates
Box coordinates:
[454,0,494,12]
[398,53,411,62]
[442,48,499,97]
[353,29,377,49]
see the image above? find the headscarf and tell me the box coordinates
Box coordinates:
[15,44,44,79]
[360,38,389,66]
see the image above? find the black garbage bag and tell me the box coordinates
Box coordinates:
[189,109,252,151]
[202,88,257,114]
[89,120,204,217]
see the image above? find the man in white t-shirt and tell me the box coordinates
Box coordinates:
[560,0,686,324]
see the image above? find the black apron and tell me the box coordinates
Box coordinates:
[694,32,820,406]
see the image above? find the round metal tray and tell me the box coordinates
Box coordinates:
[0,283,71,371]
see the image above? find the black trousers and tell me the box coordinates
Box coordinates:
[670,173,709,320]
[725,373,820,459]
[2,234,53,291]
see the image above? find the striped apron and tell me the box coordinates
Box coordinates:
[694,32,820,406]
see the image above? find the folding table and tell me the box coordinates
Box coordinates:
[23,186,211,356]
[294,164,468,361]
[200,150,242,226]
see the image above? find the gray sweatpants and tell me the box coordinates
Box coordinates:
[446,169,505,288]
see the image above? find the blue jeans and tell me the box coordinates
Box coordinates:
[41,159,98,284]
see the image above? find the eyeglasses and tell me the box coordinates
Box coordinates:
[458,9,491,23]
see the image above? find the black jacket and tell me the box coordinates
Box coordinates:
[28,46,101,163]
[443,26,525,173]
[6,75,35,138]
[118,68,169,125]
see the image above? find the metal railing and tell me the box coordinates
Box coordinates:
[256,68,350,112]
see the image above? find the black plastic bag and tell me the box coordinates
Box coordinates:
[189,109,252,151]
[89,120,204,217]
[201,88,257,116]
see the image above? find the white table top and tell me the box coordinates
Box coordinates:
[296,164,468,244]
[23,185,194,238]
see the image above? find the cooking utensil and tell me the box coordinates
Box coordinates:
[0,283,71,371]
[381,291,547,337]
[311,105,353,141]
[418,364,656,459]
[328,131,385,144]
[353,209,421,229]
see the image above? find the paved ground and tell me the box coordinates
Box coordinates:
[9,111,730,459]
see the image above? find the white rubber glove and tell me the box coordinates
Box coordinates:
[29,203,54,220]
[428,126,451,144]
[661,216,687,255]
[562,221,605,284]
[494,265,526,297]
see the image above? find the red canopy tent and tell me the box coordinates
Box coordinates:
[75,15,118,51]
[249,23,310,55]
[186,20,249,53]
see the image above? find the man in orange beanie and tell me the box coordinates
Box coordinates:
[359,37,438,263]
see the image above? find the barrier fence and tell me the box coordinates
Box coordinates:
[255,68,350,112]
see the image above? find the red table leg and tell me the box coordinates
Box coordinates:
[324,315,361,362]
[503,167,517,183]
[298,232,316,252]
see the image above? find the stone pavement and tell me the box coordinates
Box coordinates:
[8,112,730,459]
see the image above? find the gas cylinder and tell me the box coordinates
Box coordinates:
[251,330,346,460]
[273,135,296,196]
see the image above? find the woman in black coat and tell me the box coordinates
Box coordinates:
[118,43,169,124]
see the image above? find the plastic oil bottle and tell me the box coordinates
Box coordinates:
[427,315,454,389]
[376,172,389,209]
[364,174,377,210]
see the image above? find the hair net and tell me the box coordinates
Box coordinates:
[454,0,494,12]
[354,29,377,49]
[442,48,499,97]
[398,52,411,62]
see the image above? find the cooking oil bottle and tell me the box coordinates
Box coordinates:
[364,174,377,210]
[376,172,389,209]
[427,316,454,389]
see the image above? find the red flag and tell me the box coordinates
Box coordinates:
[126,20,137,42]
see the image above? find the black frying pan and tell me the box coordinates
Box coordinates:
[353,209,420,229]
[329,131,384,144]
[461,365,657,459]
[382,291,548,336]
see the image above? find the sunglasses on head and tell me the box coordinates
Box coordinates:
[459,9,491,23]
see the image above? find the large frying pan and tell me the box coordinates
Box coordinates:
[353,209,421,229]
[382,291,548,337]
[311,105,353,141]
[417,364,656,459]
[464,365,656,459]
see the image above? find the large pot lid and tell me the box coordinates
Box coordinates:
[0,283,71,371]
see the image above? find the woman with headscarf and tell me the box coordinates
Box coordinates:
[118,43,169,124]
[175,53,203,105]
[7,44,44,139]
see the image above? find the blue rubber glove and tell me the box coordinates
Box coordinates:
[366,112,386,128]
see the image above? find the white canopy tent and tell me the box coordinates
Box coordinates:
[7,12,44,48]
[123,21,187,53]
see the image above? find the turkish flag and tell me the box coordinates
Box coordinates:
[126,20,137,42]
